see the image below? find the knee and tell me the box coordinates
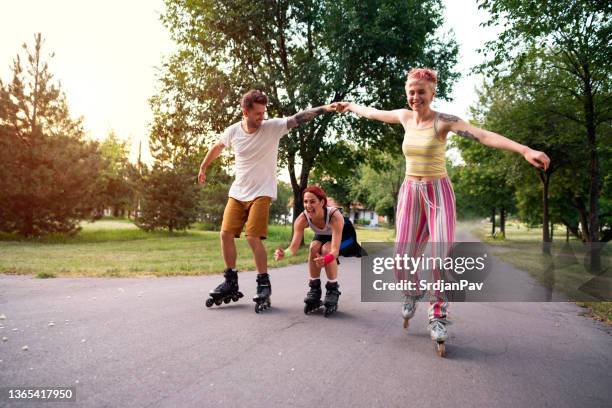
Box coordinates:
[321,244,332,255]
[246,235,261,247]
[309,242,321,257]
[220,230,234,242]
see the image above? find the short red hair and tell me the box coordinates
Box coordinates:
[406,68,438,88]
[302,185,328,207]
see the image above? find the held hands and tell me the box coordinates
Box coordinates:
[524,149,551,171]
[324,103,338,112]
[324,102,350,113]
[334,102,351,113]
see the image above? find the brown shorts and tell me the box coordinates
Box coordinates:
[221,196,272,239]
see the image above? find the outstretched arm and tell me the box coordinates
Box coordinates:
[336,102,408,124]
[274,214,308,261]
[287,104,336,129]
[438,113,550,170]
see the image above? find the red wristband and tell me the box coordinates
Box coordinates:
[323,253,335,266]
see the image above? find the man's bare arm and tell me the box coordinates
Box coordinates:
[198,142,225,185]
[287,104,335,129]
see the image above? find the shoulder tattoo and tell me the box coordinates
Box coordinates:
[438,113,461,122]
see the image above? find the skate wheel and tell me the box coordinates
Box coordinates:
[403,317,410,329]
[214,299,222,306]
[324,306,336,317]
[237,292,244,298]
[231,295,239,302]
[223,297,231,304]
[205,298,214,308]
[436,342,446,358]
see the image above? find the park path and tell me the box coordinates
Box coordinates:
[0,230,610,407]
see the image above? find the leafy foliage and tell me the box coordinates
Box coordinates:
[0,34,104,236]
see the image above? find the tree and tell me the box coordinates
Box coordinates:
[135,161,201,233]
[270,181,292,224]
[136,66,234,232]
[310,141,364,213]
[96,131,135,217]
[0,34,104,236]
[477,0,612,263]
[471,60,604,253]
[355,152,405,225]
[157,0,459,224]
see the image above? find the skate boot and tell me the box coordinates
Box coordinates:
[253,273,272,313]
[205,268,244,307]
[323,281,341,317]
[303,279,323,314]
[429,319,448,357]
[402,295,418,329]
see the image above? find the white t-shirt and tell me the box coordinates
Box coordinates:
[219,118,289,201]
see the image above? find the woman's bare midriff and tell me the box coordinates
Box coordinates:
[405,174,446,182]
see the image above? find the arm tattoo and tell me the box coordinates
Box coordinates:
[438,113,461,122]
[457,130,480,142]
[289,107,327,128]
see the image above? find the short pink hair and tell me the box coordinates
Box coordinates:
[406,68,438,88]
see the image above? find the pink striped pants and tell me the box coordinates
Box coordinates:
[395,176,456,322]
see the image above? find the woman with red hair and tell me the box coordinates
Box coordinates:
[275,185,364,316]
[336,68,550,356]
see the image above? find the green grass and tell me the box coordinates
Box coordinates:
[467,220,611,324]
[0,220,394,278]
[355,226,396,243]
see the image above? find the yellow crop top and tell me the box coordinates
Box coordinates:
[402,117,447,178]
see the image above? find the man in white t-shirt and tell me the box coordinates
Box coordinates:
[198,89,336,311]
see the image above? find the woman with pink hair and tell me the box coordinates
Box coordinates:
[336,68,549,356]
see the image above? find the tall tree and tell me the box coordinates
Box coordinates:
[477,0,612,261]
[136,70,233,232]
[472,57,605,253]
[135,162,201,232]
[0,34,104,236]
[158,0,459,221]
[97,131,135,217]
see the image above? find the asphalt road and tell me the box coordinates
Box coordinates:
[0,247,610,407]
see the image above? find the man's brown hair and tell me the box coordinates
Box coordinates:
[240,89,269,110]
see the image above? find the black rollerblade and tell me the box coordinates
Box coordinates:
[303,279,323,314]
[323,281,341,317]
[205,268,244,308]
[253,273,271,313]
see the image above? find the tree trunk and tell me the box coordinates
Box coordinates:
[550,218,554,241]
[288,154,310,247]
[561,219,582,241]
[584,74,601,272]
[500,207,506,238]
[491,207,496,237]
[537,170,551,254]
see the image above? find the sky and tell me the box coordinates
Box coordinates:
[0,0,500,167]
